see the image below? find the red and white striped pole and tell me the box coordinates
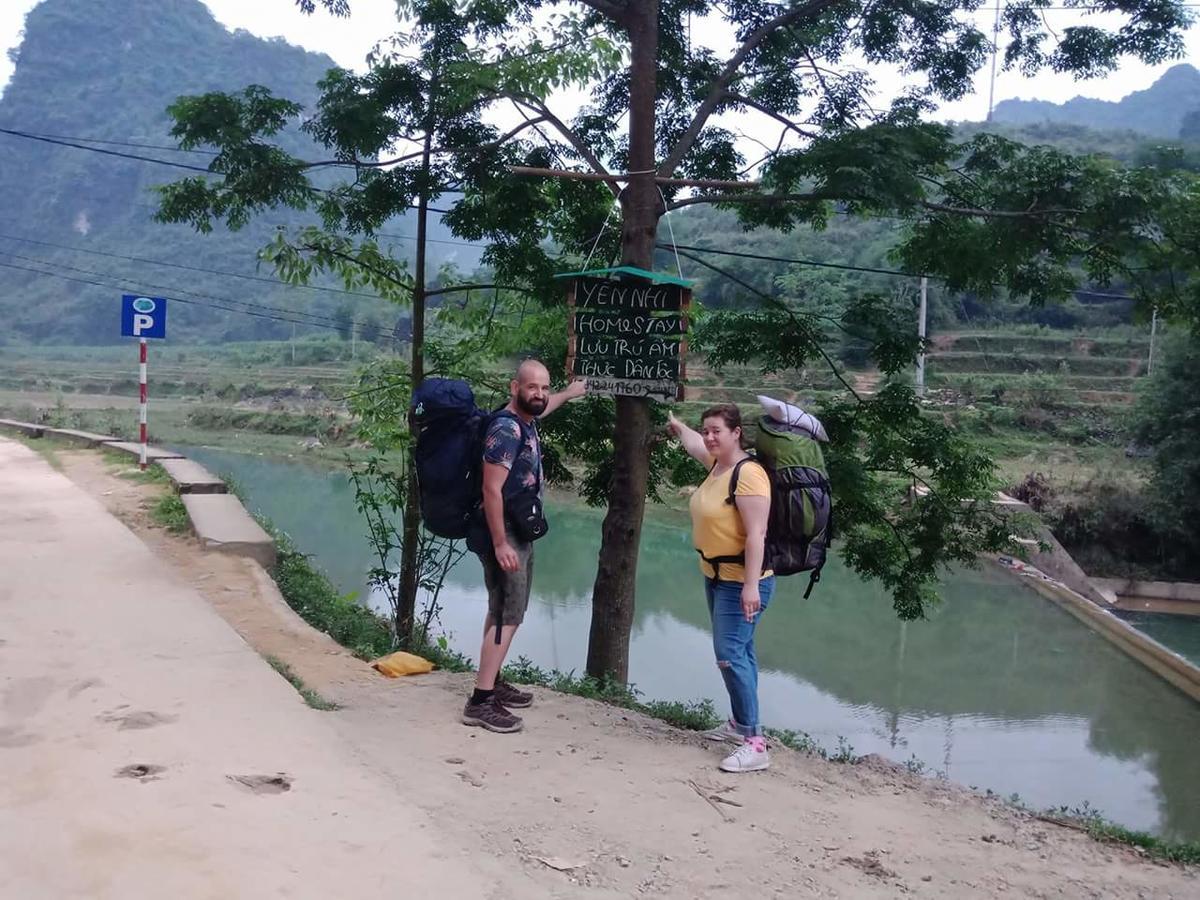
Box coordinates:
[139,338,148,471]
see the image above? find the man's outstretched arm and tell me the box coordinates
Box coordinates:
[540,378,587,418]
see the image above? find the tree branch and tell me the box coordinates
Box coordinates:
[301,116,553,171]
[301,244,413,294]
[665,191,828,211]
[666,191,1082,219]
[425,282,535,298]
[658,0,840,177]
[724,92,819,139]
[503,92,616,186]
[920,201,1082,218]
[508,164,759,190]
[573,0,627,23]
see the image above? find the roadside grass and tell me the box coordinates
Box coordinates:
[996,795,1200,866]
[3,431,64,470]
[267,526,395,661]
[103,448,171,484]
[259,521,474,670]
[263,654,340,711]
[150,493,189,533]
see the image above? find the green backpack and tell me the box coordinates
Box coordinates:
[725,416,833,597]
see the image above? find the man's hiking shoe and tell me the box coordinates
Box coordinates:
[462,696,524,733]
[702,719,742,744]
[495,679,533,709]
[720,738,769,773]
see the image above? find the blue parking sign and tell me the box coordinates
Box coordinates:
[121,295,167,339]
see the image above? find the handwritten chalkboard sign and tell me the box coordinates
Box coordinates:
[566,275,690,402]
[575,277,684,312]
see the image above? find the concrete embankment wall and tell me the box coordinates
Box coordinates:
[0,420,275,569]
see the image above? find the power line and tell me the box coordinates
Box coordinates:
[375,230,488,249]
[0,125,455,214]
[0,232,391,300]
[663,241,1139,301]
[0,250,366,331]
[0,258,360,334]
[0,128,218,156]
[0,127,213,173]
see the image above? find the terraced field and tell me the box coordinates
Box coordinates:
[925,331,1151,407]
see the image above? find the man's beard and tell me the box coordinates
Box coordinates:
[517,394,547,416]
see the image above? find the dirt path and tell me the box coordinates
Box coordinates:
[0,439,515,899]
[14,441,1198,898]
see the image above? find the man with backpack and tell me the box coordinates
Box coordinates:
[460,359,586,733]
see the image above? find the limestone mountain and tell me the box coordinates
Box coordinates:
[992,63,1200,139]
[0,0,474,344]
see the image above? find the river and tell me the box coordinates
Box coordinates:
[182,446,1200,842]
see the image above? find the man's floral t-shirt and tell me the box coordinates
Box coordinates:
[482,414,542,499]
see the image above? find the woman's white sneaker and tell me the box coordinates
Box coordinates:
[719,737,769,772]
[702,719,742,744]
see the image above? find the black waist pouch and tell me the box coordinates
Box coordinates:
[505,484,549,543]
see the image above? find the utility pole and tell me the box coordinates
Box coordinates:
[291,321,296,364]
[986,3,1001,122]
[1148,307,1158,374]
[916,276,928,396]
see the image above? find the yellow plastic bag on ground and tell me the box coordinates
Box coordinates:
[371,650,435,677]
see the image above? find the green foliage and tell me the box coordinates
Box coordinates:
[1036,801,1200,865]
[151,493,189,533]
[763,728,859,764]
[698,297,1014,619]
[1130,330,1200,572]
[268,526,395,660]
[412,634,473,674]
[185,407,346,439]
[501,656,721,732]
[347,455,468,644]
[331,304,353,341]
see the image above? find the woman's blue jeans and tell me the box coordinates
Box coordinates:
[705,575,775,738]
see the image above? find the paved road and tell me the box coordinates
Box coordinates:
[0,439,491,899]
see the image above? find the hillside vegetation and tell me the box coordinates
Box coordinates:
[0,0,476,345]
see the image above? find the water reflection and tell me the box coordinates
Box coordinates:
[182,447,1200,841]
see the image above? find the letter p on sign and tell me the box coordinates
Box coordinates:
[121,295,167,340]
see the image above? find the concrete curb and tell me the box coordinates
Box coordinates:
[182,493,277,569]
[159,458,227,494]
[42,427,118,448]
[101,440,186,462]
[0,418,275,571]
[0,418,44,438]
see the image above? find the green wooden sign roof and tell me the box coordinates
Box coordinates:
[554,265,693,288]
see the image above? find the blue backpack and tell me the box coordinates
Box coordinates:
[411,378,491,539]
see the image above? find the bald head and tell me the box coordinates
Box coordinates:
[511,358,550,417]
[516,358,549,382]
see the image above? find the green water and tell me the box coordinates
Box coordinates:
[184,446,1200,842]
[1116,611,1200,668]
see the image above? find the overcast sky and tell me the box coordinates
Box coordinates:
[3,0,1199,125]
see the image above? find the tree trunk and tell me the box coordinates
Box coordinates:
[396,72,437,645]
[585,1,660,683]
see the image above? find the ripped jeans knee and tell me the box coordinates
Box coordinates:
[705,576,775,737]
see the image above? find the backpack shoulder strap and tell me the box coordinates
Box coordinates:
[725,456,766,506]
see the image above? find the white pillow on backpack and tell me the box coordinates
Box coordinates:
[757,395,829,443]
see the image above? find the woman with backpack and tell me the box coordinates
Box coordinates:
[667,404,775,773]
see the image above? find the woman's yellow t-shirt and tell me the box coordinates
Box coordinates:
[689,460,772,583]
